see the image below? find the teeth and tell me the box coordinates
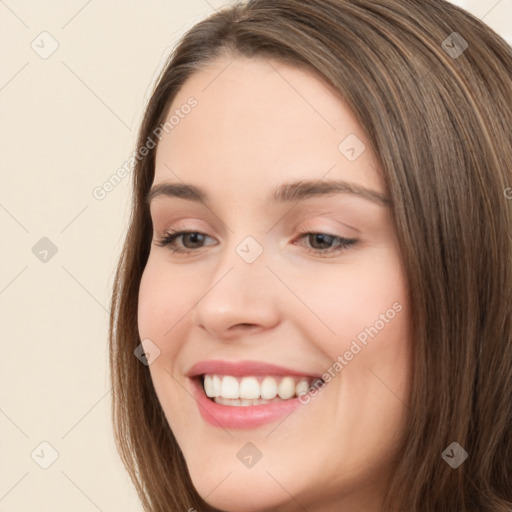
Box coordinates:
[277,376,295,399]
[214,396,286,406]
[221,375,239,399]
[239,377,260,399]
[204,375,215,398]
[202,374,317,401]
[296,379,310,396]
[212,375,221,396]
[261,376,277,399]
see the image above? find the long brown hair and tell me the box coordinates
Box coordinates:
[108,1,512,510]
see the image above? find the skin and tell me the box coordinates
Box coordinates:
[137,54,412,512]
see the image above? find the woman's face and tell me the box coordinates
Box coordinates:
[138,55,411,512]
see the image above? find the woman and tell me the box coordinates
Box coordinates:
[109,1,512,510]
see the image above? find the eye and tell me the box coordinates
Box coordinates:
[154,229,216,253]
[294,232,357,256]
[155,229,357,257]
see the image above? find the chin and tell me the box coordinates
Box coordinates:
[189,468,296,512]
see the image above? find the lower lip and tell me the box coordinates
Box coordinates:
[190,377,310,429]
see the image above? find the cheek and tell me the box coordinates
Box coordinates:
[137,264,164,342]
[137,267,182,374]
[137,258,194,347]
[287,250,408,356]
[291,249,411,421]
[137,261,197,430]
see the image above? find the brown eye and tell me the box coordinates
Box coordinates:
[308,233,336,250]
[295,232,358,256]
[155,230,216,253]
[179,232,207,249]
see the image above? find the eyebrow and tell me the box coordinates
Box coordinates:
[146,179,391,207]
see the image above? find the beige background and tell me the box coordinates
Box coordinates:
[0,1,510,510]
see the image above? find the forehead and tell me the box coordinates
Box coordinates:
[153,55,384,198]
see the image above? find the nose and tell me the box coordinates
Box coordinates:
[192,246,281,340]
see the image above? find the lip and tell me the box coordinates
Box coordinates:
[186,359,323,379]
[186,359,325,429]
[190,377,317,429]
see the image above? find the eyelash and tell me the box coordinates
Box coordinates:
[154,229,357,257]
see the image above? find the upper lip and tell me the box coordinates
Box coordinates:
[186,360,323,379]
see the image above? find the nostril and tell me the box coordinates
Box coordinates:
[231,323,256,330]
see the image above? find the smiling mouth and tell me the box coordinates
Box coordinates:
[199,374,324,406]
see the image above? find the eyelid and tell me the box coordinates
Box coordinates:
[156,222,359,257]
[150,209,222,233]
[158,219,211,235]
[157,218,360,242]
[297,219,358,237]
